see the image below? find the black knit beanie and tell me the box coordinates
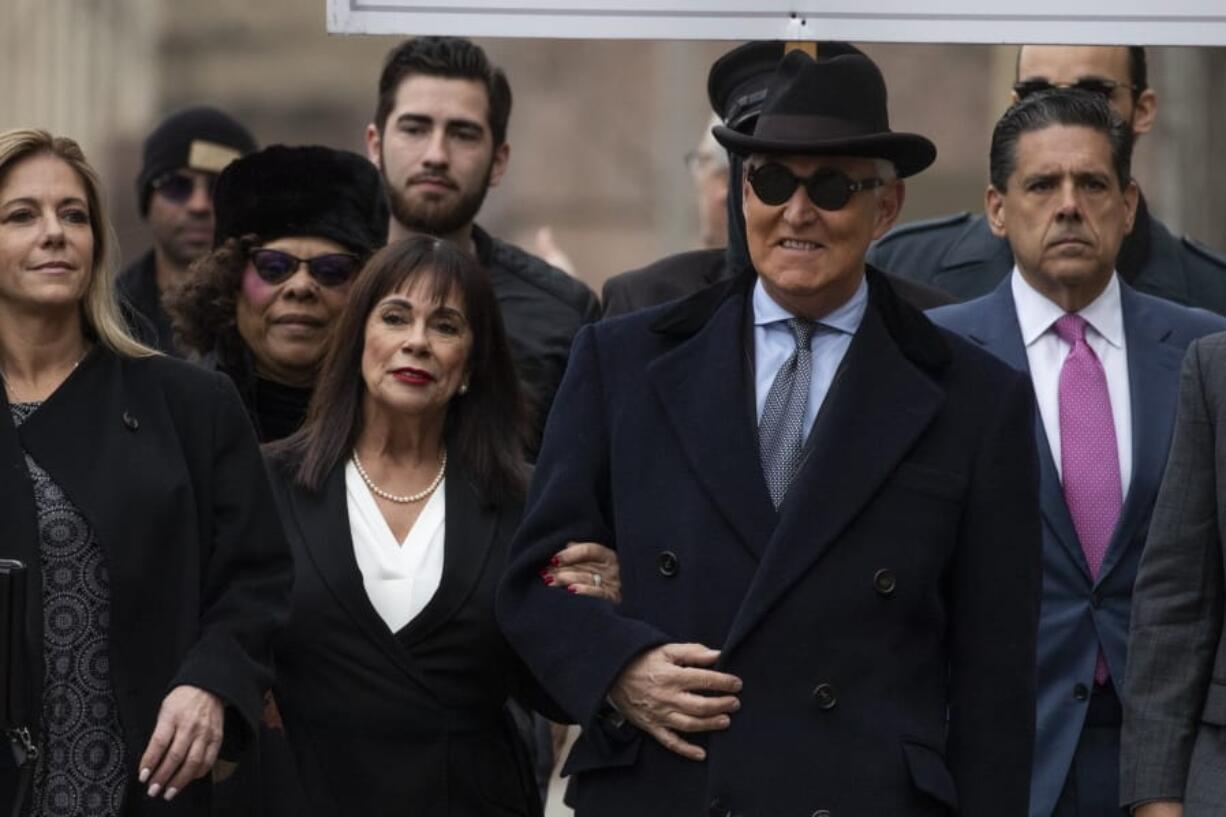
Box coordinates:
[211,145,389,255]
[136,106,257,216]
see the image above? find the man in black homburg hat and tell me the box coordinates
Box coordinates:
[499,47,1041,817]
[601,41,952,318]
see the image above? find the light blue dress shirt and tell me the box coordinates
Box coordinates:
[752,276,868,439]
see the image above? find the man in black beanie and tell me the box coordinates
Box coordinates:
[118,106,257,355]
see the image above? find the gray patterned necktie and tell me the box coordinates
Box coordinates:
[759,318,816,508]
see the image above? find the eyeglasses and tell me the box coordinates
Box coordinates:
[151,171,216,204]
[248,249,362,288]
[1012,78,1138,101]
[747,163,886,210]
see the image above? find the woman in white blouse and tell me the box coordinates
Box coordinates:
[265,235,613,816]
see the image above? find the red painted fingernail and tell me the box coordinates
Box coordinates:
[544,576,555,585]
[550,556,561,566]
[538,568,547,576]
[567,586,578,594]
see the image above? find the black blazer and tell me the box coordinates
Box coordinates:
[0,349,292,816]
[266,457,553,817]
[498,269,1042,817]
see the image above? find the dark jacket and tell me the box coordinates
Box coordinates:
[498,268,1042,817]
[601,247,955,318]
[868,198,1226,315]
[117,250,183,356]
[267,456,556,816]
[473,226,600,448]
[929,279,1226,817]
[0,349,292,816]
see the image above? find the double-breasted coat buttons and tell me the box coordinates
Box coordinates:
[122,411,139,431]
[657,551,679,577]
[812,683,837,710]
[872,569,896,596]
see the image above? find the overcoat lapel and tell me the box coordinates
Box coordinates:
[961,280,1089,579]
[1097,286,1184,583]
[646,289,777,558]
[0,378,43,726]
[284,465,442,703]
[397,475,499,647]
[723,298,943,654]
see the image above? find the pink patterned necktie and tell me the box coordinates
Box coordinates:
[1054,313,1121,685]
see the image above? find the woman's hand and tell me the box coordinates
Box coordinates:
[541,541,621,603]
[138,685,225,801]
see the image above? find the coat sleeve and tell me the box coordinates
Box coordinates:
[497,325,669,730]
[1120,337,1226,805]
[946,370,1042,817]
[170,372,293,746]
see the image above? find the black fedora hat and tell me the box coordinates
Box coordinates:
[713,49,936,178]
[707,41,866,133]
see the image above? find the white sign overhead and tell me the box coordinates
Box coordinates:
[327,1,1226,45]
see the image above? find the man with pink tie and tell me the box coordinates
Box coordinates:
[929,90,1226,817]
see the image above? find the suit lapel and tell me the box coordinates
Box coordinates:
[1097,286,1184,583]
[286,465,441,701]
[723,298,943,654]
[958,280,1090,578]
[397,471,498,646]
[647,288,777,558]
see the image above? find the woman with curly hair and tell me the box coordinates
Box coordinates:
[168,145,387,442]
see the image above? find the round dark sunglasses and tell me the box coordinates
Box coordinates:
[151,171,216,204]
[248,248,362,288]
[747,163,886,210]
[1012,78,1137,101]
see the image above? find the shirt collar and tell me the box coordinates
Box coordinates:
[752,275,869,336]
[1010,267,1124,349]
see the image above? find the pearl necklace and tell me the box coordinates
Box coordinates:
[351,449,447,504]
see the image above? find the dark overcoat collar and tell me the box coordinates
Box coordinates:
[646,267,951,653]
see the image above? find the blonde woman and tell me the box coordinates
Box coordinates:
[0,129,290,816]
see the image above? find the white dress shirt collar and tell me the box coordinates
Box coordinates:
[752,275,868,335]
[1011,267,1124,350]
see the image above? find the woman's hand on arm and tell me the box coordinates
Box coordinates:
[137,685,225,802]
[541,541,621,603]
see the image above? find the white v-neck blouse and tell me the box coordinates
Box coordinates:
[345,460,446,632]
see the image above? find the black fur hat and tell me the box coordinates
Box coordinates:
[212,145,388,254]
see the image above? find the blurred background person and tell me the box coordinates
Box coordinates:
[601,41,953,318]
[0,128,290,815]
[870,45,1226,314]
[118,106,256,355]
[264,235,614,815]
[168,144,386,442]
[365,36,600,449]
[687,114,730,251]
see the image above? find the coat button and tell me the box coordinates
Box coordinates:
[812,811,832,817]
[122,411,139,431]
[1073,683,1089,702]
[872,569,896,596]
[658,551,679,577]
[1090,590,1102,609]
[812,683,837,710]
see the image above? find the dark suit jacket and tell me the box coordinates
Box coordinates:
[1122,332,1226,815]
[869,203,1226,316]
[498,268,1042,817]
[601,247,955,318]
[929,279,1226,817]
[266,457,552,817]
[0,349,292,816]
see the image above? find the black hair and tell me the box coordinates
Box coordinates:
[374,37,513,147]
[989,89,1134,192]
